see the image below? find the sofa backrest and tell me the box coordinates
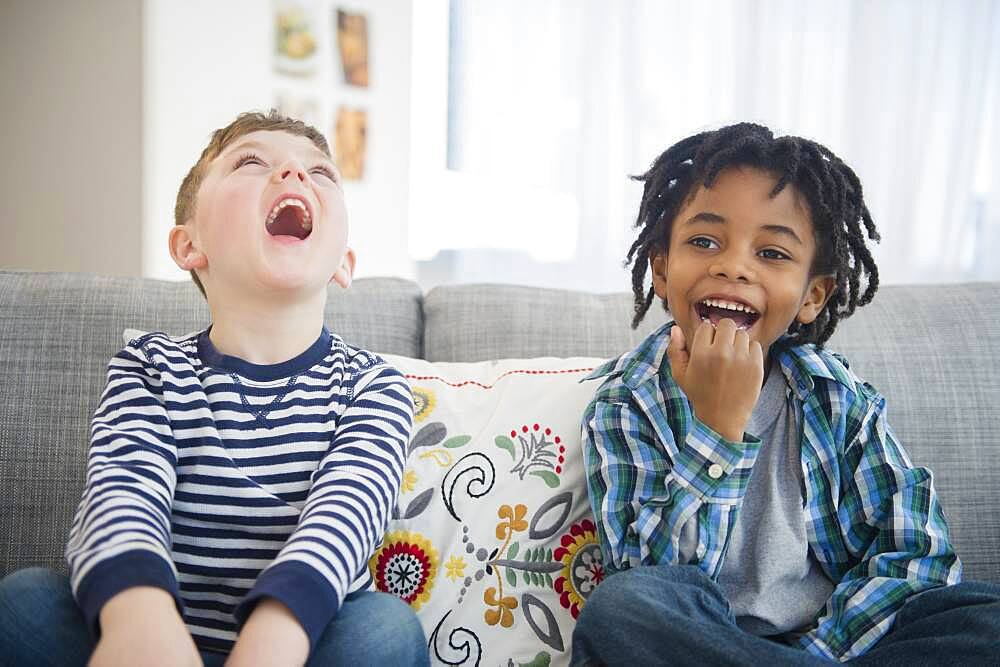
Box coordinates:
[2,272,998,584]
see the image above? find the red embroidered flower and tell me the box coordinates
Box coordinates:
[553,519,604,618]
[369,531,439,610]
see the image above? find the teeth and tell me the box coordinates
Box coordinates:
[700,298,757,314]
[266,197,312,227]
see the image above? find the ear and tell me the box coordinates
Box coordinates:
[796,275,836,325]
[330,247,357,289]
[650,252,669,300]
[168,225,207,271]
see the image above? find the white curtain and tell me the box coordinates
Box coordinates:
[440,0,1000,290]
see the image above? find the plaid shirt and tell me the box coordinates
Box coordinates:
[581,323,960,661]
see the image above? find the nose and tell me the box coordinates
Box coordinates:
[709,248,754,283]
[274,160,307,184]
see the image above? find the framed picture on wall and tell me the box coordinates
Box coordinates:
[274,1,319,76]
[336,8,369,87]
[334,106,367,180]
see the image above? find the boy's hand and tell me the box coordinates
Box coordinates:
[226,598,309,667]
[91,586,201,667]
[666,320,764,443]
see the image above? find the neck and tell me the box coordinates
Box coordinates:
[206,289,327,366]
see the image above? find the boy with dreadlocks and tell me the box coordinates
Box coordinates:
[572,123,1000,665]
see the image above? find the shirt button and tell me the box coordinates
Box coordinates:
[708,463,724,479]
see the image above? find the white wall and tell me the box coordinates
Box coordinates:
[143,0,414,282]
[0,0,143,276]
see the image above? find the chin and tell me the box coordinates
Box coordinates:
[255,268,327,294]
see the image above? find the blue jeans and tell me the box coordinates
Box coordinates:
[571,565,1000,666]
[0,567,429,667]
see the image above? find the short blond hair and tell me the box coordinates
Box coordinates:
[174,110,332,297]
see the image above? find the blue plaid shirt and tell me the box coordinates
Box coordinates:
[581,323,960,661]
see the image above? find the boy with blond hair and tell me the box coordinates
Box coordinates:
[0,110,427,666]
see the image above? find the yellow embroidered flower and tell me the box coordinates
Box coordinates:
[495,504,529,540]
[484,586,518,627]
[444,555,467,581]
[401,469,418,493]
[412,387,436,422]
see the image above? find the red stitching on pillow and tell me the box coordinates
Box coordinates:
[403,367,596,390]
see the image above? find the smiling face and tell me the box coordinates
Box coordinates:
[651,167,835,359]
[170,129,353,303]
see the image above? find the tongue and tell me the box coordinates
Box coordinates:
[705,306,753,328]
[267,207,308,239]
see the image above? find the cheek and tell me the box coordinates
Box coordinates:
[768,282,812,323]
[324,198,350,240]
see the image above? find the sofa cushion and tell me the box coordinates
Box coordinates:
[377,353,606,667]
[0,271,423,577]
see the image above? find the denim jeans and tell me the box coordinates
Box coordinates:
[571,564,1000,666]
[0,567,429,667]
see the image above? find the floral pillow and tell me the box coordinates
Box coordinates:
[371,355,609,667]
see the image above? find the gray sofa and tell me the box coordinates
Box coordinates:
[2,270,998,587]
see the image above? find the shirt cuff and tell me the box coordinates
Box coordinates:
[671,417,762,502]
[74,550,182,637]
[235,561,343,652]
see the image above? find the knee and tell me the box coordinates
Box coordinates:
[577,567,642,629]
[369,593,427,662]
[582,565,713,614]
[314,592,427,666]
[0,567,69,610]
[577,565,724,632]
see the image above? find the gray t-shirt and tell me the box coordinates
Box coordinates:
[718,364,835,636]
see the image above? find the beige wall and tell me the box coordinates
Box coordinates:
[0,0,143,276]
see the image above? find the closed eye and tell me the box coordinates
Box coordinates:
[234,152,265,169]
[310,165,339,183]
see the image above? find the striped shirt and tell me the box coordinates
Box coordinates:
[581,323,960,662]
[65,327,413,653]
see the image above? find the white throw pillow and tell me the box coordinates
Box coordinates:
[373,354,609,667]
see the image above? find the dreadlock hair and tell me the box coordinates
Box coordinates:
[625,122,880,349]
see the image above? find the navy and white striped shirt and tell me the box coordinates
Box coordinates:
[65,327,413,653]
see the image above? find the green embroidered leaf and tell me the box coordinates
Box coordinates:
[530,470,560,488]
[546,548,552,561]
[442,435,472,449]
[523,572,530,585]
[545,573,553,587]
[495,436,516,460]
[530,571,539,586]
[518,652,552,667]
[508,542,519,559]
[506,567,517,587]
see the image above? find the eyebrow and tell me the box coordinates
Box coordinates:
[682,211,804,246]
[222,139,333,165]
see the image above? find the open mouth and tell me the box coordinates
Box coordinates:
[695,298,761,330]
[265,197,312,240]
